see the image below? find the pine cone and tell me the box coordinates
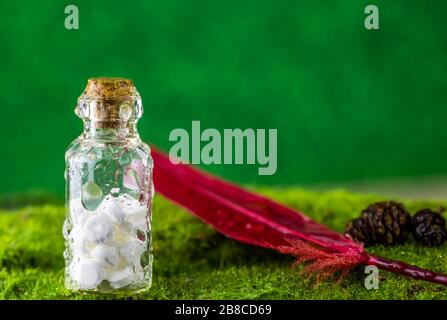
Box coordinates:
[345,217,370,244]
[412,209,447,247]
[345,201,411,246]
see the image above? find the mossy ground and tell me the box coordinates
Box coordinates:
[1,188,447,300]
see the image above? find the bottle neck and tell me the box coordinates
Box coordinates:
[83,120,140,141]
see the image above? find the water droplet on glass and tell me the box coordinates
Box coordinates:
[124,168,140,190]
[119,103,132,121]
[77,102,90,118]
[111,187,120,197]
[81,181,103,211]
[138,192,146,203]
[140,251,149,267]
[134,100,142,118]
[62,220,72,239]
[137,229,146,242]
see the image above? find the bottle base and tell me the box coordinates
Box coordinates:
[66,285,151,297]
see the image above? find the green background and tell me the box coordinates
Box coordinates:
[1,0,447,196]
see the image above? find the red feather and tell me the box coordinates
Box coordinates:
[151,147,447,286]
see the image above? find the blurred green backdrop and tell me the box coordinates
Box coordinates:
[1,0,447,196]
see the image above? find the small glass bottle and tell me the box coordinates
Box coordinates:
[63,78,153,294]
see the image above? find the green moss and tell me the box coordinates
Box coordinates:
[1,188,447,299]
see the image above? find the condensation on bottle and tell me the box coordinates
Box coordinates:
[63,78,153,293]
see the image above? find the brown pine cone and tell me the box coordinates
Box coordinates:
[345,201,411,246]
[412,209,447,247]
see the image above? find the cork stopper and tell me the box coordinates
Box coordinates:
[84,77,137,99]
[76,77,143,127]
